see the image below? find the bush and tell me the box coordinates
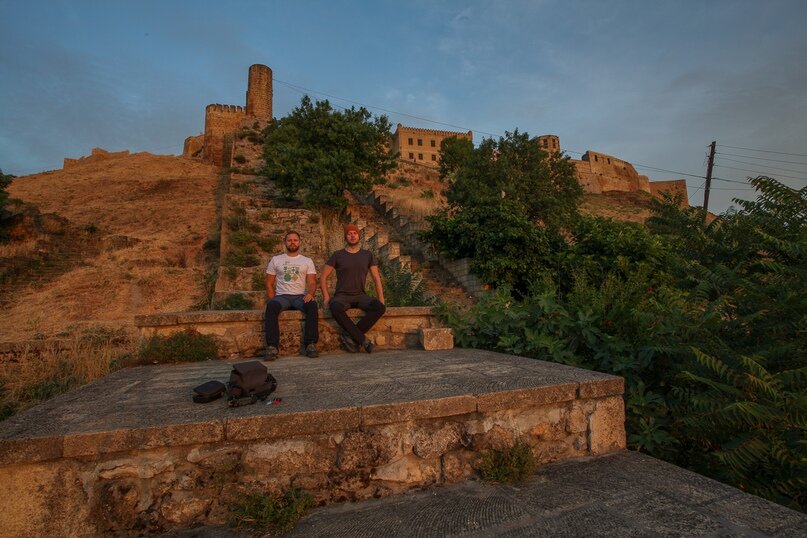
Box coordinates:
[228,488,314,534]
[214,293,255,310]
[138,330,218,364]
[233,154,246,164]
[378,256,432,307]
[477,438,537,483]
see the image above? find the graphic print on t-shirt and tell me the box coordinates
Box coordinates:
[282,262,301,282]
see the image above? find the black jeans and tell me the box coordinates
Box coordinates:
[264,294,319,347]
[329,294,386,345]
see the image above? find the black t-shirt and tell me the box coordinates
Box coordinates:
[326,249,377,296]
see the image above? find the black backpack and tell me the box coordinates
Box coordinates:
[192,361,277,406]
[226,361,278,407]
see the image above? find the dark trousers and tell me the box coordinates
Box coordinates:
[264,294,319,347]
[329,294,386,345]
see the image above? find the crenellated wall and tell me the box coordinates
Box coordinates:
[392,124,473,167]
[63,147,130,169]
[203,104,247,166]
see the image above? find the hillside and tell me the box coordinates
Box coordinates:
[3,153,220,340]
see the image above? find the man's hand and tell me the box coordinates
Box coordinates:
[303,293,315,303]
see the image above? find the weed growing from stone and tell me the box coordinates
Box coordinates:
[477,438,537,483]
[227,488,314,534]
[213,293,254,310]
[137,329,218,364]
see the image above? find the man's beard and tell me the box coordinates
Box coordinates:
[286,244,299,253]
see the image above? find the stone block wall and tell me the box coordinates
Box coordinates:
[63,147,130,169]
[0,383,625,535]
[392,124,473,167]
[439,258,486,297]
[650,179,689,206]
[182,134,204,159]
[135,307,443,358]
[203,104,246,166]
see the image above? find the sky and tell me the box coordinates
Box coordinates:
[1,0,805,214]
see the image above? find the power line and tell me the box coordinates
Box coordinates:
[274,78,502,138]
[718,144,807,158]
[715,164,807,182]
[715,152,807,166]
[716,156,807,177]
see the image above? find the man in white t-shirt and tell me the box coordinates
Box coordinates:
[264,230,319,360]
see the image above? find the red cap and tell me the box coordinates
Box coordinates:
[344,224,360,236]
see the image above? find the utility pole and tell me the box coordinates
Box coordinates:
[703,140,716,218]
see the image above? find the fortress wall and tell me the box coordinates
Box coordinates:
[392,124,473,167]
[578,152,651,193]
[63,148,130,169]
[245,64,272,120]
[650,179,689,206]
[183,134,204,159]
[203,104,246,166]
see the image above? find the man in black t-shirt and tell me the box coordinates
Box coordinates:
[320,224,386,353]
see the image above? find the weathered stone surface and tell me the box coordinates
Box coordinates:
[419,327,454,350]
[159,493,212,526]
[361,396,476,426]
[243,439,335,475]
[337,431,400,470]
[412,423,464,459]
[63,422,225,457]
[589,396,626,454]
[578,377,624,399]
[96,457,175,480]
[226,408,361,441]
[0,436,62,465]
[477,384,578,412]
[372,454,440,485]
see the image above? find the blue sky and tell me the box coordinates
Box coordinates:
[1,0,805,213]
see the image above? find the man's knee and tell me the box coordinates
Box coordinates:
[370,299,386,315]
[266,300,283,316]
[329,300,347,313]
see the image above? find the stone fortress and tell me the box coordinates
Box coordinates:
[179,63,687,204]
[183,64,273,167]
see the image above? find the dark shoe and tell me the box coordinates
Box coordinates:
[305,343,319,358]
[265,346,278,361]
[362,339,375,354]
[339,333,358,353]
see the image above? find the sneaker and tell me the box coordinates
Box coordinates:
[264,346,278,361]
[339,333,359,353]
[305,343,319,358]
[362,339,375,354]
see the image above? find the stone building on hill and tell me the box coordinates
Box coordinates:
[183,64,273,166]
[545,135,689,205]
[391,124,473,167]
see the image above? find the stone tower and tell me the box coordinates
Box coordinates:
[537,135,560,154]
[245,64,273,120]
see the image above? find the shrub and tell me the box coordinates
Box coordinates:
[214,293,254,310]
[477,438,537,483]
[138,330,218,364]
[378,256,432,307]
[228,488,314,534]
[233,154,247,164]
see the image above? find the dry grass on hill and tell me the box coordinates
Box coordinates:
[3,153,221,340]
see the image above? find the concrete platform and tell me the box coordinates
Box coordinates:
[0,349,626,535]
[285,451,807,537]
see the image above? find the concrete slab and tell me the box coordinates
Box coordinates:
[0,349,622,464]
[283,451,806,538]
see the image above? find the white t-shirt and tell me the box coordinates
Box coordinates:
[265,253,317,295]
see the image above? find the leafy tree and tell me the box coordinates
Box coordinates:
[436,175,806,511]
[423,130,581,293]
[261,96,397,210]
[0,168,14,241]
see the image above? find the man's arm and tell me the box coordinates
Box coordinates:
[370,265,384,305]
[304,273,317,303]
[265,273,276,300]
[320,265,334,308]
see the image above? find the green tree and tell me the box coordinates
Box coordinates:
[423,129,581,292]
[261,96,397,210]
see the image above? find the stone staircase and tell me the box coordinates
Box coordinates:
[361,187,485,298]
